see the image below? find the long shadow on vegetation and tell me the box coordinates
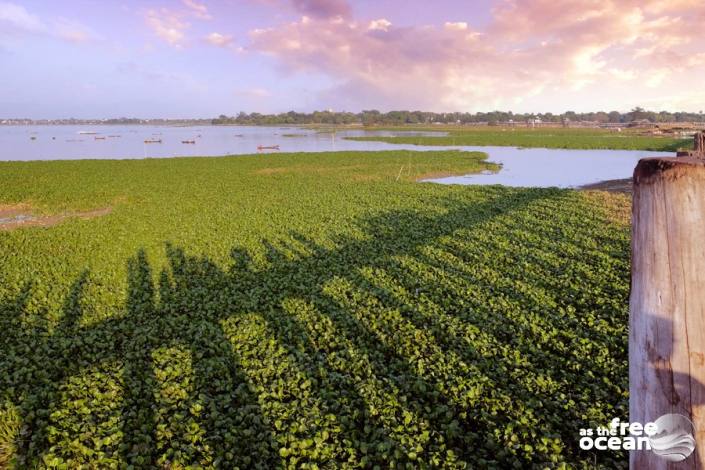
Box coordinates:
[0,187,630,468]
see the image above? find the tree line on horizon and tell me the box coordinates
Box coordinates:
[212,108,705,126]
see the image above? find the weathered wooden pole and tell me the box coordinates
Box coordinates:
[678,131,705,158]
[630,157,705,468]
[696,132,705,156]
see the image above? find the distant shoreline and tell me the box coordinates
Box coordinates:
[580,178,633,194]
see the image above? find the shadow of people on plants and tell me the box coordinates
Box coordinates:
[0,255,282,468]
[0,186,630,467]
[0,272,94,463]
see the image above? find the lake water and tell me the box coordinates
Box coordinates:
[0,125,672,188]
[424,146,671,187]
[0,125,442,161]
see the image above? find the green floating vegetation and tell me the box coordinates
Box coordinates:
[346,127,689,151]
[0,150,629,468]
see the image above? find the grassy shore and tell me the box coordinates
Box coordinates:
[1,150,629,468]
[347,126,690,151]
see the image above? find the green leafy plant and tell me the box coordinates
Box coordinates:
[0,150,629,468]
[346,127,688,151]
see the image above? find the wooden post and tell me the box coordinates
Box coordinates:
[630,157,705,468]
[696,132,705,156]
[677,131,705,158]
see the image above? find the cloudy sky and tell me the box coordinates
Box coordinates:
[1,0,704,118]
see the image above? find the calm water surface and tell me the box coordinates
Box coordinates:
[425,146,671,187]
[0,125,441,160]
[0,125,671,187]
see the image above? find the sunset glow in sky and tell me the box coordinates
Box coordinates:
[2,0,704,118]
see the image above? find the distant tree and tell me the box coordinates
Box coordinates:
[361,110,381,126]
[207,108,705,127]
[628,107,649,122]
[564,111,578,121]
[607,111,622,123]
[594,112,609,123]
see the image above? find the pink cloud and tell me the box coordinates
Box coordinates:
[248,0,705,110]
[0,2,43,32]
[206,32,231,46]
[249,15,541,110]
[205,31,242,51]
[145,1,213,48]
[53,17,98,43]
[0,2,99,44]
[182,0,212,20]
[145,8,189,47]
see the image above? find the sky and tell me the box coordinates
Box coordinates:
[1,0,705,118]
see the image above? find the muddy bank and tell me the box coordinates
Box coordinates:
[580,178,633,194]
[0,204,112,231]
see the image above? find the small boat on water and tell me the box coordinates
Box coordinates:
[94,136,106,140]
[144,139,162,144]
[257,145,280,151]
[181,140,196,144]
[108,135,121,138]
[78,131,98,135]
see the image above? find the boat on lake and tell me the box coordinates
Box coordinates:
[257,145,280,151]
[182,140,196,144]
[144,139,162,144]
